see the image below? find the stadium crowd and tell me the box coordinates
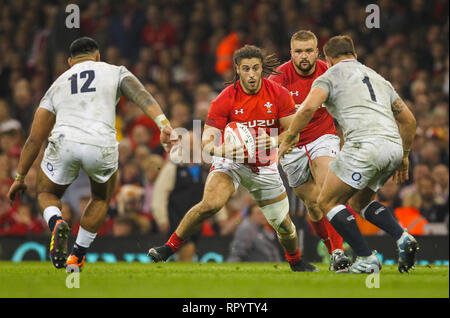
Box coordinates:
[0,0,448,239]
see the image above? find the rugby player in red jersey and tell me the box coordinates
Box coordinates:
[148,45,317,272]
[269,30,350,271]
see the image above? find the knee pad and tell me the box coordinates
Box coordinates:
[260,196,290,233]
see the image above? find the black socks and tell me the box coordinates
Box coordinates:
[328,206,372,257]
[362,201,404,241]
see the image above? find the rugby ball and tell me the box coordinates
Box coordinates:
[224,122,256,159]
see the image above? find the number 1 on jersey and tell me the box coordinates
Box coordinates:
[362,76,377,102]
[69,70,96,94]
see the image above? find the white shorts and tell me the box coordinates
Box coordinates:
[41,135,118,185]
[329,139,403,192]
[280,134,340,187]
[209,157,285,202]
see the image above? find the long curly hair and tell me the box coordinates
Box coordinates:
[225,45,281,87]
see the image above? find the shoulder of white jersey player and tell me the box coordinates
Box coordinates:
[316,59,328,72]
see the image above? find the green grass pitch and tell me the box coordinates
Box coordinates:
[0,262,448,298]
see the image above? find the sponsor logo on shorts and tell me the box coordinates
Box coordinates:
[352,172,362,182]
[46,162,55,176]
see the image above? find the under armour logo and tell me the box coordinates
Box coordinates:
[264,102,272,114]
[235,108,244,115]
[374,207,385,215]
[347,215,355,221]
[290,91,299,96]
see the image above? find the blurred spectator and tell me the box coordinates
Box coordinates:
[10,79,34,133]
[399,163,430,200]
[415,175,448,222]
[141,154,164,214]
[432,164,449,205]
[112,216,139,237]
[0,119,24,159]
[141,4,178,55]
[152,130,209,261]
[0,202,46,235]
[170,102,192,128]
[116,184,154,235]
[227,204,281,263]
[0,0,448,238]
[215,25,249,79]
[120,160,142,186]
[378,177,402,211]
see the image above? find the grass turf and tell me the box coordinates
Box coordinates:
[0,261,448,298]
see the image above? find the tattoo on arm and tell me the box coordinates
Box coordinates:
[391,98,406,116]
[120,76,159,112]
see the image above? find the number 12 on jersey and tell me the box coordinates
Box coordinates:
[362,76,377,102]
[69,70,96,94]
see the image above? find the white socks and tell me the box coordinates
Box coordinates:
[75,226,97,248]
[43,206,62,224]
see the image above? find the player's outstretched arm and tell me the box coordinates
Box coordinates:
[391,97,417,184]
[120,75,173,151]
[7,108,55,204]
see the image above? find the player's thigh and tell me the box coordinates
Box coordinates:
[308,134,340,187]
[89,170,118,202]
[310,156,333,188]
[241,164,286,204]
[40,138,82,186]
[317,168,357,213]
[348,187,377,214]
[293,174,320,204]
[36,168,71,197]
[280,147,310,189]
[201,171,236,210]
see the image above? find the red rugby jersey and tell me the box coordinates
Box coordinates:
[206,78,296,166]
[268,59,336,145]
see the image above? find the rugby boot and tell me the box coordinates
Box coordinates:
[66,254,86,272]
[50,219,70,269]
[329,249,351,273]
[290,259,319,272]
[397,230,419,274]
[148,245,173,263]
[349,251,382,274]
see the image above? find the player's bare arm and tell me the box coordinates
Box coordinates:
[202,124,246,160]
[120,75,173,151]
[391,97,417,184]
[278,87,328,160]
[7,108,55,204]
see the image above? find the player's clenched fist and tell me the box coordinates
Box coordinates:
[160,125,176,153]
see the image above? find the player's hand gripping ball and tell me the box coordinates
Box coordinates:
[224,122,256,159]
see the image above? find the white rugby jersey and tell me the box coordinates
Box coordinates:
[312,59,402,145]
[39,61,133,147]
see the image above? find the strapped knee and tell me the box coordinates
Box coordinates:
[259,196,290,233]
